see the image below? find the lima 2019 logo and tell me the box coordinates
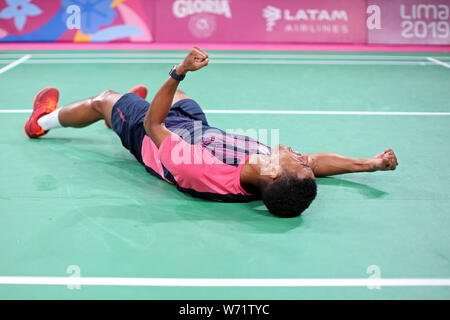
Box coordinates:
[172,0,232,38]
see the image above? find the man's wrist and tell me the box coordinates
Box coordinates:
[176,64,187,76]
[364,158,378,172]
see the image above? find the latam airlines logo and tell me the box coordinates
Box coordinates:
[173,0,232,38]
[263,5,349,32]
[262,6,282,32]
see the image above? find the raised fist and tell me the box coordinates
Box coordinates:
[177,46,209,74]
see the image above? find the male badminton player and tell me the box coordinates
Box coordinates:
[24,47,398,217]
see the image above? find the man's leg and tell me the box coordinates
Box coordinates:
[169,89,210,126]
[29,89,123,138]
[171,89,190,106]
[34,87,196,135]
[26,85,148,138]
[58,90,122,128]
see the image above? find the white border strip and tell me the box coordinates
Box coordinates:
[427,57,450,69]
[0,59,433,66]
[0,276,449,287]
[1,109,450,116]
[0,54,31,75]
[0,53,442,60]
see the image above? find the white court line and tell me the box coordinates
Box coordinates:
[427,57,450,69]
[0,54,31,75]
[204,110,450,116]
[0,109,32,113]
[199,59,431,66]
[0,59,433,66]
[0,53,440,60]
[1,109,450,116]
[0,276,449,287]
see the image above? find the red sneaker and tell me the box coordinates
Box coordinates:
[24,87,59,138]
[105,85,148,128]
[128,84,148,99]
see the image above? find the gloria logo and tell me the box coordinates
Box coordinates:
[172,0,232,38]
[173,0,232,18]
[263,5,349,32]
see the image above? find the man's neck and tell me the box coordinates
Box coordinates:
[240,154,261,194]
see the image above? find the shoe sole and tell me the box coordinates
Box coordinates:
[25,87,59,138]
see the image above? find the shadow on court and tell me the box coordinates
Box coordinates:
[316,177,388,199]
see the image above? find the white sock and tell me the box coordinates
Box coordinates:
[37,108,63,130]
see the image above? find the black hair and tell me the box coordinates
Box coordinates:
[260,172,317,218]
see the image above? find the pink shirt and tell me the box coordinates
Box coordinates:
[141,133,253,202]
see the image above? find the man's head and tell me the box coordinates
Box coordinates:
[257,145,317,218]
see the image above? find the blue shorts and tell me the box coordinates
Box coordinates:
[111,93,208,163]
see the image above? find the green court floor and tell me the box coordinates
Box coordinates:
[0,50,449,299]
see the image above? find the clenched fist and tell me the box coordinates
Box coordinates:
[373,148,398,171]
[177,46,209,75]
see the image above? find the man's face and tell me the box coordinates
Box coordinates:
[258,145,315,179]
[276,145,315,179]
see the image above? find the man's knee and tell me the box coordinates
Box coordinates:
[175,89,189,98]
[172,89,191,105]
[92,90,116,114]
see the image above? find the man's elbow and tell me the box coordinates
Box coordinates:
[144,113,158,131]
[147,124,161,141]
[143,115,157,136]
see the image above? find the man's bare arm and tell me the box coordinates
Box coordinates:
[143,46,209,147]
[305,149,398,177]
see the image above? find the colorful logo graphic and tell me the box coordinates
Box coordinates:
[0,0,153,42]
[0,0,42,31]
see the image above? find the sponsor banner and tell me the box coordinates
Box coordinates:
[258,0,366,43]
[155,0,235,41]
[155,0,366,43]
[368,0,450,45]
[1,0,448,45]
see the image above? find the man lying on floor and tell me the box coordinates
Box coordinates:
[24,47,398,218]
